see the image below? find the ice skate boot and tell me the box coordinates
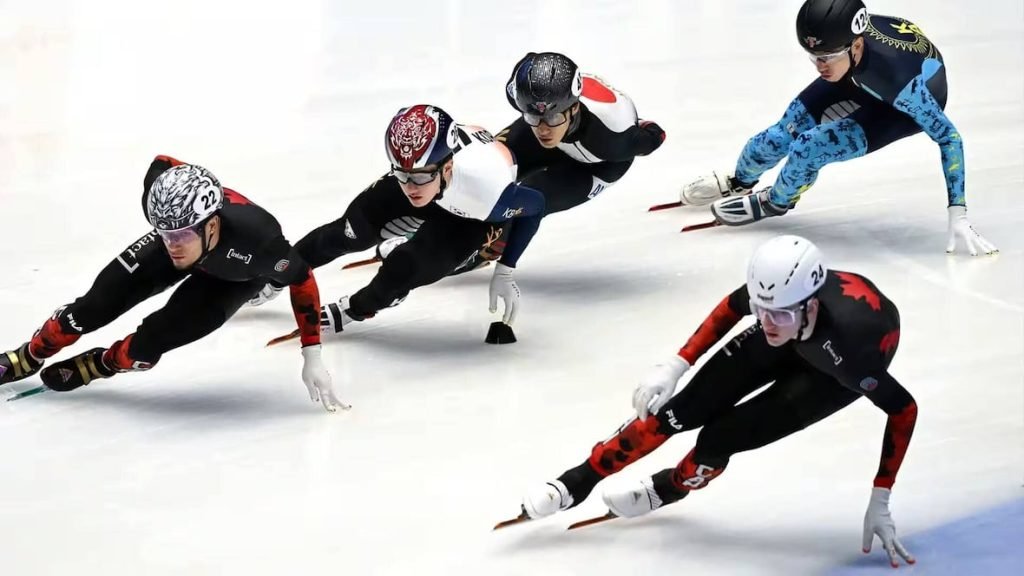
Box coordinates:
[39,348,115,392]
[0,343,44,386]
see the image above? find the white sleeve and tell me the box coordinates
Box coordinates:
[435,142,517,220]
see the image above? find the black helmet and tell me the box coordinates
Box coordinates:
[795,0,868,53]
[505,52,582,118]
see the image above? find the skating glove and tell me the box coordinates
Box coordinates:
[862,487,915,568]
[633,355,690,420]
[489,263,520,325]
[248,283,284,307]
[946,205,997,256]
[300,344,349,413]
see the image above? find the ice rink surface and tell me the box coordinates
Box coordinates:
[2,1,1021,574]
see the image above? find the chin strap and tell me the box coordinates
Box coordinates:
[435,154,454,201]
[795,303,810,341]
[198,216,217,258]
[565,105,582,139]
[841,40,860,81]
[795,295,820,341]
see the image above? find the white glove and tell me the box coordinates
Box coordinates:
[300,345,349,413]
[320,296,356,334]
[632,355,690,421]
[248,283,284,307]
[489,262,520,325]
[862,487,915,568]
[946,205,998,256]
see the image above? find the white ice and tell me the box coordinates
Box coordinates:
[1,1,1021,574]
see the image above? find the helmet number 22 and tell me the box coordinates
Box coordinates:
[199,190,218,211]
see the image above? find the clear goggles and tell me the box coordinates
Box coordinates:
[522,109,570,127]
[750,300,804,327]
[392,166,441,186]
[807,46,850,65]
[157,223,203,245]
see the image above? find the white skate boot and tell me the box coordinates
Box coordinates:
[602,477,663,518]
[711,187,790,226]
[522,480,573,519]
[680,171,754,206]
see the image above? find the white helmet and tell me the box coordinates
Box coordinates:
[146,164,223,231]
[747,235,827,309]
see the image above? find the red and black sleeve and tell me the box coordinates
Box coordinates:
[860,371,917,489]
[677,285,750,364]
[288,267,322,347]
[259,236,322,347]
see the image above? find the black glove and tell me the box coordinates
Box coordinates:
[636,120,665,156]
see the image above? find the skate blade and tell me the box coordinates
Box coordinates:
[493,510,532,531]
[341,257,381,270]
[567,511,618,530]
[648,201,683,212]
[680,220,721,233]
[265,329,301,347]
[6,385,48,402]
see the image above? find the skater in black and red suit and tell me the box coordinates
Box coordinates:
[509,235,917,568]
[0,156,345,412]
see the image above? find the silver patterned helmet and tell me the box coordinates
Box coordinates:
[146,164,224,232]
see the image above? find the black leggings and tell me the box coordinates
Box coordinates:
[294,174,429,269]
[564,324,861,503]
[346,210,508,318]
[796,67,947,153]
[48,231,262,365]
[665,325,861,463]
[500,118,633,215]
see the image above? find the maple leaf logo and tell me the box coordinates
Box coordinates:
[879,329,900,354]
[835,272,881,311]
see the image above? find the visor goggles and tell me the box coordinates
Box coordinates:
[157,223,203,246]
[392,167,440,186]
[750,300,804,327]
[807,46,850,65]
[522,109,570,127]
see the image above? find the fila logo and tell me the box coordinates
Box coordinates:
[66,313,83,333]
[666,409,683,431]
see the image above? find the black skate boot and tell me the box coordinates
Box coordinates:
[39,348,116,392]
[0,343,45,386]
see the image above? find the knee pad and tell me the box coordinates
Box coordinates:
[670,448,728,492]
[787,120,868,169]
[112,335,159,372]
[745,99,816,161]
[750,122,796,158]
[589,416,671,476]
[30,305,84,359]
